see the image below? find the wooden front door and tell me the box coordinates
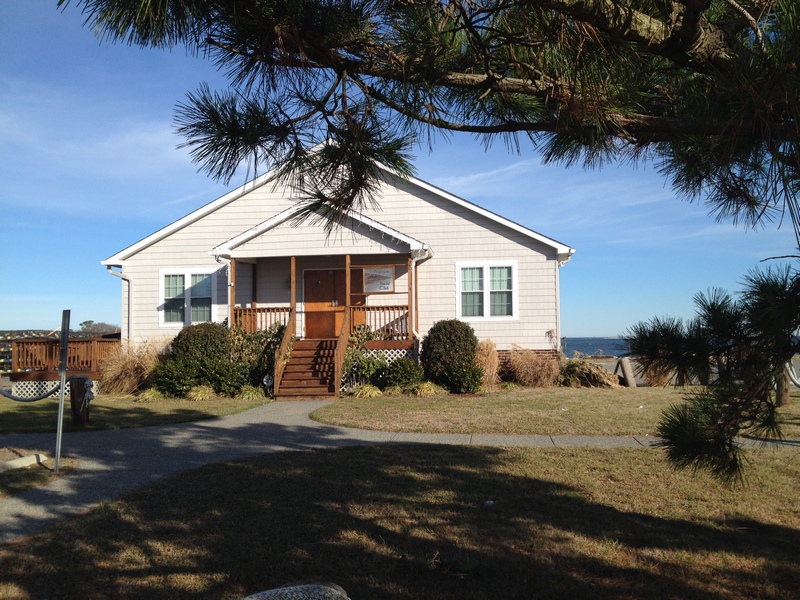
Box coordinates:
[304,269,364,338]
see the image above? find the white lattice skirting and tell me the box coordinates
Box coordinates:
[364,348,416,363]
[11,379,100,399]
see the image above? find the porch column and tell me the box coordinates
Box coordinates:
[251,262,258,307]
[290,256,296,311]
[345,254,351,308]
[407,256,413,337]
[229,258,237,317]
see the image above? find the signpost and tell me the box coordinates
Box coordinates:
[54,310,70,473]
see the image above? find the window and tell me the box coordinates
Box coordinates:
[457,262,517,320]
[160,269,216,327]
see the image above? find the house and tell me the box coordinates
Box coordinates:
[102,164,574,397]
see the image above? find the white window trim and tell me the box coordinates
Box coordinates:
[455,260,519,321]
[158,268,218,328]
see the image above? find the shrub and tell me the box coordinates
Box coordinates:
[384,357,424,389]
[508,345,560,387]
[152,322,278,398]
[341,326,388,391]
[151,358,200,398]
[420,319,482,393]
[560,358,621,388]
[98,341,166,394]
[170,322,231,364]
[186,385,216,402]
[476,339,500,390]
[230,322,286,390]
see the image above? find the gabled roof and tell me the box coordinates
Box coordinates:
[102,161,574,266]
[210,202,430,259]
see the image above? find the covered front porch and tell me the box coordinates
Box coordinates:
[227,252,425,398]
[212,204,432,398]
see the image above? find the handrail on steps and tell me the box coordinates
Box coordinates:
[334,309,352,398]
[273,308,295,396]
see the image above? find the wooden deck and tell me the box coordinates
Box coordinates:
[10,336,121,382]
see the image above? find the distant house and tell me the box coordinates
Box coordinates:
[102,164,574,396]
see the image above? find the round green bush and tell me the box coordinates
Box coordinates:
[420,319,482,393]
[385,357,424,389]
[170,322,231,364]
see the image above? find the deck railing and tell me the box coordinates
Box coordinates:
[233,306,292,333]
[11,337,121,381]
[349,305,410,340]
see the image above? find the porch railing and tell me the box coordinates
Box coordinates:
[233,306,292,333]
[11,337,121,381]
[349,305,410,340]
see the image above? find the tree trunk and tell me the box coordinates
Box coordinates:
[776,368,790,407]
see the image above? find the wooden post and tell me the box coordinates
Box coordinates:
[68,376,93,427]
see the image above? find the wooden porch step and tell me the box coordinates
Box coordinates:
[275,338,338,399]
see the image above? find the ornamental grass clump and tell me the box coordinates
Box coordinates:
[351,384,383,398]
[508,345,560,387]
[236,385,267,402]
[476,339,500,390]
[98,341,166,394]
[186,385,216,402]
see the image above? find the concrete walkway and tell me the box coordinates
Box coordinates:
[0,400,787,546]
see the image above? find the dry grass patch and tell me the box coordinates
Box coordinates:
[314,388,800,438]
[0,445,797,600]
[0,448,77,498]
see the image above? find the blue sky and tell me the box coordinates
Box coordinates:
[1,1,797,337]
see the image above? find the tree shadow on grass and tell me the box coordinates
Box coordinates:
[1,440,798,600]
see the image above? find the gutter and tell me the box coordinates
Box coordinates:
[106,266,132,341]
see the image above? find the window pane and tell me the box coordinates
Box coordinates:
[490,291,512,316]
[461,267,483,292]
[490,266,512,291]
[191,274,212,297]
[462,292,483,317]
[191,298,211,322]
[164,298,185,323]
[164,274,184,299]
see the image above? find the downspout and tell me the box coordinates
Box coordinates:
[106,266,132,342]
